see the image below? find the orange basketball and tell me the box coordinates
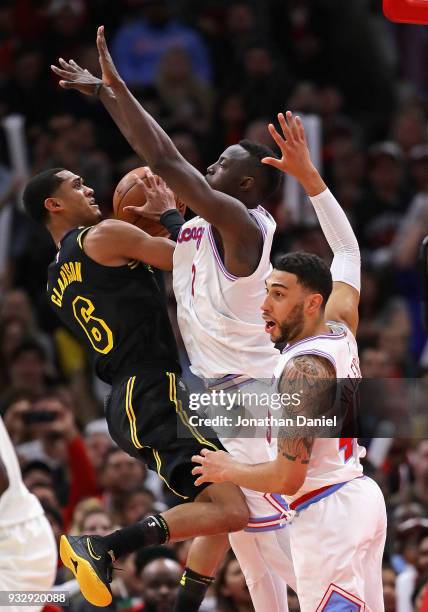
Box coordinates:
[112,166,186,237]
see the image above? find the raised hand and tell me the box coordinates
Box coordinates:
[262,111,315,183]
[96,25,123,88]
[51,58,103,96]
[124,168,177,222]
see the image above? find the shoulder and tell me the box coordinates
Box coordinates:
[249,206,276,233]
[85,219,130,241]
[281,353,336,382]
[253,206,276,224]
[82,220,137,264]
[326,320,357,346]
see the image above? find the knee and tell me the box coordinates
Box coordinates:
[223,503,250,533]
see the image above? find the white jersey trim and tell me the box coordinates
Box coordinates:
[290,349,338,372]
[281,324,347,355]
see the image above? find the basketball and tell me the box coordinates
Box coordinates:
[112,166,186,237]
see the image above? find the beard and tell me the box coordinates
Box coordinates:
[275,302,305,344]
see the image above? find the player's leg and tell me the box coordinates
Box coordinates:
[289,477,386,611]
[229,529,289,612]
[173,534,230,612]
[173,495,297,612]
[0,515,57,612]
[174,529,293,612]
[59,372,249,606]
[253,528,297,592]
[60,480,248,606]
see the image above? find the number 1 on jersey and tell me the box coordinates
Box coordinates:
[191,264,196,296]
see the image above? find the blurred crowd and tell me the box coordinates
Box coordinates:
[1,0,428,610]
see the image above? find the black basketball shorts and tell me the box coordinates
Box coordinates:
[105,369,223,501]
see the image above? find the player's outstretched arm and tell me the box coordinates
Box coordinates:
[83,219,175,271]
[93,26,262,276]
[192,354,336,494]
[264,111,360,336]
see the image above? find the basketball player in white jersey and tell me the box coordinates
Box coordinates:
[50,28,295,612]
[193,112,387,611]
[0,416,57,612]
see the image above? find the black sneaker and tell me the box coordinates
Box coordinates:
[60,534,114,607]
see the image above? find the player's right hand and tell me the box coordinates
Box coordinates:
[51,58,103,96]
[124,169,177,221]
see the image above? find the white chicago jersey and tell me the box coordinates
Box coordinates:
[173,207,279,379]
[273,322,365,506]
[0,416,43,527]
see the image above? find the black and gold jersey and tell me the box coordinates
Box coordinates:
[47,227,180,383]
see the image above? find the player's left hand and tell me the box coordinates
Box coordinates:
[191,448,233,486]
[96,25,123,88]
[51,58,103,96]
[262,111,315,182]
[124,169,177,221]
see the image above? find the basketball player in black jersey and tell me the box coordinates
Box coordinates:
[22,168,249,607]
[50,28,285,612]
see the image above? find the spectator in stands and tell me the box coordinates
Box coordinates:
[239,43,290,122]
[8,390,98,530]
[112,0,211,88]
[6,340,50,396]
[114,486,156,526]
[42,0,90,68]
[154,46,213,134]
[208,93,247,159]
[383,563,397,611]
[84,418,114,478]
[69,497,104,534]
[81,507,114,536]
[100,448,147,514]
[22,459,55,490]
[0,288,55,360]
[139,557,182,612]
[214,551,253,612]
[355,142,407,251]
[394,520,428,612]
[360,347,392,378]
[171,132,205,173]
[0,46,54,127]
[398,442,428,516]
[390,107,427,158]
[0,388,33,443]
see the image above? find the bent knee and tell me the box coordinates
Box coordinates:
[223,505,250,533]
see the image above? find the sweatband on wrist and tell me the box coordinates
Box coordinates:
[94,82,103,97]
[160,209,185,242]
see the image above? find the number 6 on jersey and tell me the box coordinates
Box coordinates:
[72,295,114,354]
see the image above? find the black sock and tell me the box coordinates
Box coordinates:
[173,567,214,612]
[101,515,170,560]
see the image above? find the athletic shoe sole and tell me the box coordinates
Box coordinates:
[60,534,112,607]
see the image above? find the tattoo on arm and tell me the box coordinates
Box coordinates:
[277,355,336,464]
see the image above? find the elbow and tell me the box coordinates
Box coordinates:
[278,474,305,496]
